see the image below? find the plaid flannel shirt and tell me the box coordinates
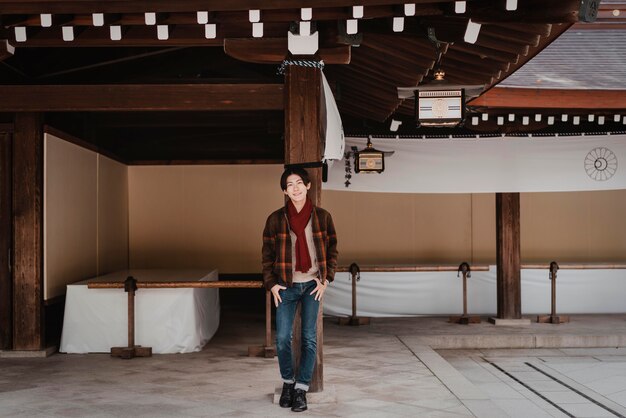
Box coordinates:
[262,205,338,291]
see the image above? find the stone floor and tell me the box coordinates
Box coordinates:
[2,312,626,417]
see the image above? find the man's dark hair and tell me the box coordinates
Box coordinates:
[280,167,311,191]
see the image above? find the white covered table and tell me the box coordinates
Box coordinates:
[60,269,219,354]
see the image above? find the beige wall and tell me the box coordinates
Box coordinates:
[97,155,129,274]
[521,190,626,263]
[45,134,97,300]
[128,165,284,273]
[128,165,626,273]
[327,192,499,265]
[44,134,128,300]
[44,139,626,296]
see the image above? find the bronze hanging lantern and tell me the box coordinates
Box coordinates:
[354,137,385,174]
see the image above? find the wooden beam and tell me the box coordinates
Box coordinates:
[467,0,582,23]
[127,158,283,165]
[476,33,530,56]
[224,38,351,64]
[362,35,437,63]
[0,84,284,111]
[469,87,626,110]
[346,61,421,85]
[495,192,521,320]
[0,1,456,14]
[88,110,283,128]
[44,125,126,164]
[481,24,541,47]
[489,22,552,37]
[284,63,325,392]
[444,49,510,72]
[7,25,221,47]
[359,39,435,70]
[0,131,11,350]
[450,42,519,64]
[12,112,44,350]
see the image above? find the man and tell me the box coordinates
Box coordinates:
[262,167,338,412]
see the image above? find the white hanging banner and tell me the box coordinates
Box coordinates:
[324,134,626,193]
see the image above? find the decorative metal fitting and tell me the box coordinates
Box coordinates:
[277,59,324,75]
[457,262,471,278]
[124,276,138,292]
[349,262,361,281]
[549,261,559,280]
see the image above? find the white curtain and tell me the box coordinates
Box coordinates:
[324,134,626,193]
[323,267,626,316]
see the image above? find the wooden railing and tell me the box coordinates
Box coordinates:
[337,262,626,325]
[336,262,490,325]
[88,278,274,358]
[523,262,626,324]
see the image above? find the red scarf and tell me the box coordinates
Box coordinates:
[287,198,313,273]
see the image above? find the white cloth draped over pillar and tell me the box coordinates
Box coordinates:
[324,135,626,193]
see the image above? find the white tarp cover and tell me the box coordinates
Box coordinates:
[60,269,220,354]
[324,134,626,193]
[321,72,345,162]
[323,267,626,316]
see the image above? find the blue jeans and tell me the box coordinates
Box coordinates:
[275,280,320,389]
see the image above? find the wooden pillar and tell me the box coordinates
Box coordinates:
[284,63,324,392]
[12,113,44,350]
[0,131,12,350]
[495,192,521,319]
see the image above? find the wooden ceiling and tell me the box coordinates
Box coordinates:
[0,0,607,163]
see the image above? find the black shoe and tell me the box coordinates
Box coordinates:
[291,388,307,412]
[279,383,294,408]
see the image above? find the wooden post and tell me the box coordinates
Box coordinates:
[537,261,569,324]
[352,269,357,318]
[127,287,135,348]
[248,290,276,358]
[284,62,324,392]
[0,131,12,350]
[551,270,556,317]
[12,113,44,350]
[449,262,480,324]
[110,277,152,359]
[494,193,522,319]
[462,270,468,316]
[338,263,370,326]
